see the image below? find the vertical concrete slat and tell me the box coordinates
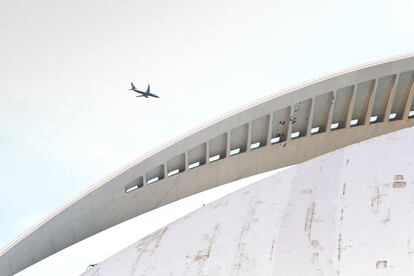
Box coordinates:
[226,131,231,157]
[364,78,379,125]
[247,122,252,150]
[263,115,270,146]
[384,74,400,122]
[267,112,273,145]
[205,142,210,163]
[345,85,356,128]
[326,91,335,132]
[184,152,188,171]
[163,163,167,179]
[306,97,316,135]
[287,105,294,140]
[403,82,414,120]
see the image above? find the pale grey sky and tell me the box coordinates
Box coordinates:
[0,0,413,275]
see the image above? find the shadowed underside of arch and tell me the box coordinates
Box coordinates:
[1,54,414,275]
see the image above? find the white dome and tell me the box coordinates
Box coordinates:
[83,127,414,276]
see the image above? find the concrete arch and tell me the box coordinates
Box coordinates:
[1,54,414,275]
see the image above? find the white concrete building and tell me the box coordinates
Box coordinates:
[82,127,414,276]
[1,54,414,275]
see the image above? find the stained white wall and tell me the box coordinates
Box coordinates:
[83,126,414,276]
[1,0,414,275]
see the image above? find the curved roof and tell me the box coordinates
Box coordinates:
[1,54,414,275]
[82,127,414,276]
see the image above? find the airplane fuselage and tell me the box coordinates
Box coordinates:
[129,82,159,98]
[132,89,159,98]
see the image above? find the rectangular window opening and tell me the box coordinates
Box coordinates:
[125,185,138,193]
[188,144,206,168]
[167,169,180,177]
[331,122,340,129]
[125,177,144,194]
[389,113,397,120]
[166,154,185,178]
[271,136,281,144]
[230,148,241,156]
[350,119,359,126]
[209,154,221,162]
[209,133,227,163]
[369,115,378,123]
[409,111,414,118]
[250,142,261,150]
[291,131,300,139]
[147,177,159,185]
[188,161,200,169]
[310,127,320,134]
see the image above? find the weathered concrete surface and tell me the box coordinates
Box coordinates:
[83,127,414,276]
[2,55,414,276]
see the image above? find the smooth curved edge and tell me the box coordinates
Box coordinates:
[1,53,414,275]
[6,53,411,253]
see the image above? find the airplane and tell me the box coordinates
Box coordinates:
[129,83,159,98]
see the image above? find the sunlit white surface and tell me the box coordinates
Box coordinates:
[15,170,285,276]
[83,127,414,276]
[1,0,414,275]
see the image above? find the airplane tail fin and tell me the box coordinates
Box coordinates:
[129,82,136,90]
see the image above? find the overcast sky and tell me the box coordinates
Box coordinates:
[1,0,413,275]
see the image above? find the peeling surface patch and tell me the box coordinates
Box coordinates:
[304,201,316,240]
[193,223,220,273]
[393,174,406,188]
[376,260,387,269]
[371,187,382,214]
